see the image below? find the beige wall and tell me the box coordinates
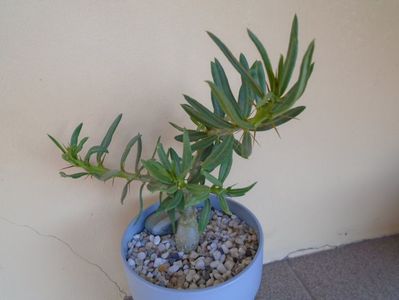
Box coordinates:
[1,0,399,299]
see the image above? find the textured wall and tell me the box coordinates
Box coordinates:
[1,1,399,299]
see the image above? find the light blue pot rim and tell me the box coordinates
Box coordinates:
[120,196,264,294]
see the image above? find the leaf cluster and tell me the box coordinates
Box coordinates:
[48,16,314,233]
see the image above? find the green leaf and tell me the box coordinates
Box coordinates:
[238,54,253,118]
[202,135,234,172]
[169,122,185,132]
[240,131,252,159]
[48,134,66,154]
[158,191,183,212]
[157,143,172,171]
[181,130,193,177]
[175,130,208,142]
[273,40,315,115]
[226,182,257,197]
[201,169,223,186]
[213,59,237,106]
[183,95,234,129]
[76,137,89,153]
[198,199,211,233]
[218,150,232,183]
[181,104,231,129]
[218,193,232,215]
[180,104,225,128]
[185,184,210,207]
[207,81,254,130]
[210,61,226,117]
[247,29,276,92]
[84,145,108,163]
[120,134,142,172]
[277,55,284,88]
[141,159,173,184]
[256,106,306,131]
[59,171,88,179]
[120,182,129,204]
[256,61,267,94]
[97,114,122,164]
[280,15,298,95]
[191,136,217,152]
[207,31,265,98]
[134,182,146,225]
[168,148,182,177]
[147,182,177,193]
[70,123,83,147]
[100,169,120,181]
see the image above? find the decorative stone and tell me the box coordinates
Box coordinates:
[137,252,146,260]
[195,257,205,270]
[126,207,259,289]
[127,258,136,267]
[154,235,161,245]
[144,211,179,236]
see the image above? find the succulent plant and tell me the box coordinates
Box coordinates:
[49,15,315,252]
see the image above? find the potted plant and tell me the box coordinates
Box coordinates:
[49,15,314,300]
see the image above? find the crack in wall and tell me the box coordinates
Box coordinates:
[0,215,128,299]
[280,244,337,260]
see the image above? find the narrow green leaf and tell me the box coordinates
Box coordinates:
[226,182,257,197]
[198,199,211,233]
[158,191,183,212]
[120,134,141,172]
[218,150,232,183]
[240,131,252,159]
[273,40,315,115]
[256,106,306,131]
[169,122,185,132]
[210,61,226,117]
[201,169,223,186]
[48,134,66,154]
[181,104,231,129]
[70,123,83,147]
[185,184,210,207]
[247,29,276,92]
[238,54,253,118]
[191,136,217,152]
[100,169,120,181]
[141,160,173,184]
[207,31,264,97]
[168,148,182,177]
[218,193,232,215]
[97,114,122,164]
[175,130,208,142]
[147,182,177,193]
[207,81,254,129]
[183,95,234,128]
[120,182,129,204]
[84,145,108,163]
[59,171,88,179]
[181,130,193,177]
[157,143,172,171]
[202,135,234,172]
[135,135,142,173]
[214,59,237,105]
[277,55,284,88]
[280,15,298,95]
[134,182,146,225]
[76,137,89,153]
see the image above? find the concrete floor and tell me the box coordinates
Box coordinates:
[127,234,399,299]
[256,234,399,299]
